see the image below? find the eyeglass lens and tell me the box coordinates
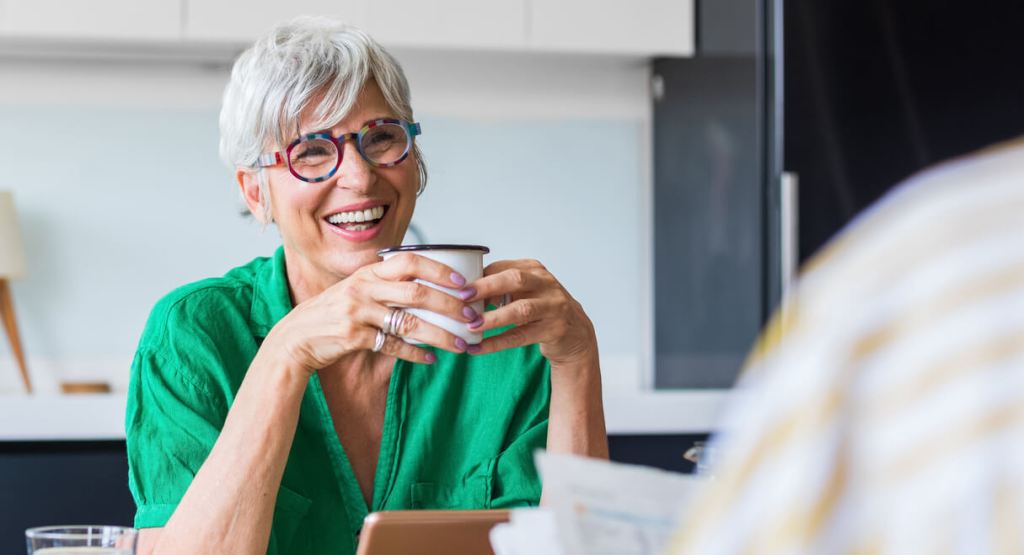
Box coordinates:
[288,123,410,181]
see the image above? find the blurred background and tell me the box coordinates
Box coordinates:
[1,0,1022,549]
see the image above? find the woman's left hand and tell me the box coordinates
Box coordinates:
[462,259,597,367]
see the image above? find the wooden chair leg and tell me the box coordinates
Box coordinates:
[0,279,31,393]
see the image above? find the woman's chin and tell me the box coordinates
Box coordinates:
[329,247,387,275]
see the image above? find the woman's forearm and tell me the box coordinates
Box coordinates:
[152,345,310,555]
[545,352,609,459]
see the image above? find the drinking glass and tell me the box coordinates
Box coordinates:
[26,526,137,554]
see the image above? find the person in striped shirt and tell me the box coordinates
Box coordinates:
[668,138,1024,554]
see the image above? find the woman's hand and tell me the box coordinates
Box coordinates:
[267,253,479,374]
[462,259,598,367]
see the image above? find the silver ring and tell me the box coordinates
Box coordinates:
[386,307,408,337]
[393,310,408,336]
[372,329,387,353]
[383,307,405,335]
[382,308,397,336]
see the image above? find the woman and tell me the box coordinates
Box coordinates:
[126,16,607,555]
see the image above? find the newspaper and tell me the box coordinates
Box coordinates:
[491,452,703,555]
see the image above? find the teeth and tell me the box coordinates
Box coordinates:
[327,205,385,225]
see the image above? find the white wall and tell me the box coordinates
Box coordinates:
[0,49,653,394]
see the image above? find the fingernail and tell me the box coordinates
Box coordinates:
[468,316,485,329]
[457,287,476,301]
[455,337,468,351]
[462,306,478,321]
[425,352,437,364]
[450,272,467,287]
[467,345,482,354]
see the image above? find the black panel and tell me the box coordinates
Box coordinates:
[1,441,135,554]
[785,0,1024,262]
[653,0,770,389]
[608,434,709,474]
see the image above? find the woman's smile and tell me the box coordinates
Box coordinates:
[323,200,391,242]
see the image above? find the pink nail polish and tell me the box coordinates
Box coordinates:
[457,287,476,301]
[462,306,478,320]
[425,352,437,364]
[467,345,482,354]
[455,337,468,351]
[468,316,485,329]
[451,272,467,287]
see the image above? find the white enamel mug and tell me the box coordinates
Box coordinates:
[377,244,489,345]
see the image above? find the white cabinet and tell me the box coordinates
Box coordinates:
[0,0,694,57]
[186,0,525,51]
[529,0,694,56]
[0,0,181,40]
[365,0,525,50]
[185,0,370,42]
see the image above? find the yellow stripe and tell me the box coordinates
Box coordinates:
[842,539,883,555]
[869,328,1024,422]
[737,435,851,554]
[846,197,1023,295]
[884,398,1024,483]
[994,476,1023,554]
[753,197,1023,379]
[668,387,846,551]
[852,261,1024,417]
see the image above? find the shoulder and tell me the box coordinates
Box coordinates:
[791,140,1024,323]
[136,255,271,354]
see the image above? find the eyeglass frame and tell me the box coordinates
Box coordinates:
[255,118,422,183]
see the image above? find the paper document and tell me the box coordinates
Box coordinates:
[490,507,563,555]
[534,451,703,555]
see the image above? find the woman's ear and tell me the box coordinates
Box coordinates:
[237,169,269,224]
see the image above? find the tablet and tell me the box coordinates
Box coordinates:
[355,510,511,555]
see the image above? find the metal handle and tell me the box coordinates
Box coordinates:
[779,172,799,296]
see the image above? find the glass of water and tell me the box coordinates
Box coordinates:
[25,526,137,554]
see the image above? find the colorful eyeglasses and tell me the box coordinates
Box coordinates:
[256,118,422,183]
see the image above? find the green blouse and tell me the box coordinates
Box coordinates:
[125,247,550,555]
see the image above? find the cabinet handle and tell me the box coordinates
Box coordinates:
[780,171,799,296]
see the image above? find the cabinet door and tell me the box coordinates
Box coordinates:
[365,0,525,50]
[186,0,525,50]
[185,0,370,42]
[530,0,694,56]
[0,0,180,40]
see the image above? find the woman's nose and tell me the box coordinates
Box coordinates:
[334,140,375,190]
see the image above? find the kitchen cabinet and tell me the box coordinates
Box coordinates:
[1,0,694,57]
[0,0,180,40]
[365,0,525,50]
[529,0,694,56]
[187,0,523,50]
[184,0,370,42]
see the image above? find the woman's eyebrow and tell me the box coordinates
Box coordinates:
[300,116,395,136]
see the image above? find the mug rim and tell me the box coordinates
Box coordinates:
[377,244,490,255]
[25,525,137,540]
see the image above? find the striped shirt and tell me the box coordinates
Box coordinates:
[668,138,1024,554]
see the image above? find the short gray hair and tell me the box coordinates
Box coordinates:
[219,16,426,221]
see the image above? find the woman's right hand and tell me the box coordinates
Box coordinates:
[266,252,478,374]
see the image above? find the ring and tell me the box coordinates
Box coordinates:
[499,294,512,308]
[384,307,407,336]
[391,310,408,336]
[372,329,387,353]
